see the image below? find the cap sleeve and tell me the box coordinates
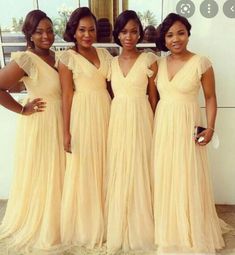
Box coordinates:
[56,50,75,72]
[101,48,113,80]
[102,48,113,62]
[55,50,65,68]
[10,51,38,79]
[198,56,212,76]
[107,60,112,82]
[145,52,159,78]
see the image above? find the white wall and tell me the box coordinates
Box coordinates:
[208,109,235,204]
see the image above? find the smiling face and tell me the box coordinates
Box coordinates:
[74,16,96,49]
[165,21,189,54]
[118,19,140,50]
[31,18,54,50]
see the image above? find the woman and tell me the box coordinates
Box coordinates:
[57,7,112,254]
[0,10,65,254]
[153,12,226,254]
[105,10,158,255]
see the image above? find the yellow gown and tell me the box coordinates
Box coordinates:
[153,55,226,254]
[0,51,65,254]
[105,52,158,255]
[58,48,112,254]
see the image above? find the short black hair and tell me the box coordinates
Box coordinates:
[113,10,144,46]
[63,7,97,42]
[22,10,53,49]
[156,12,191,52]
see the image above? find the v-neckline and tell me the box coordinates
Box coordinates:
[70,48,101,70]
[27,50,58,73]
[117,53,143,78]
[166,54,196,82]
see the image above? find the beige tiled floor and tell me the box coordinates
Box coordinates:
[0,200,235,254]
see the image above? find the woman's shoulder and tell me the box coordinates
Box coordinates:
[140,51,159,67]
[197,54,211,63]
[188,53,211,63]
[10,51,38,79]
[96,47,113,61]
[195,54,213,75]
[11,50,32,62]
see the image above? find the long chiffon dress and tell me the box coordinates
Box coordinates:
[0,51,65,255]
[58,48,112,255]
[105,52,158,255]
[152,55,228,254]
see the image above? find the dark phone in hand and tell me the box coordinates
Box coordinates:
[196,126,206,135]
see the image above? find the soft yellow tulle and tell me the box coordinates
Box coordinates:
[152,55,227,254]
[0,51,66,254]
[58,48,112,254]
[105,52,158,255]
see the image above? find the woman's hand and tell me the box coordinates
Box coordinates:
[23,98,46,115]
[64,132,72,153]
[196,128,214,146]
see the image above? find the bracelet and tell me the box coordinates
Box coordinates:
[20,105,24,114]
[207,127,215,132]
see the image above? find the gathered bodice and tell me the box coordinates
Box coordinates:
[157,55,212,104]
[58,48,112,95]
[11,51,61,101]
[110,52,158,99]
